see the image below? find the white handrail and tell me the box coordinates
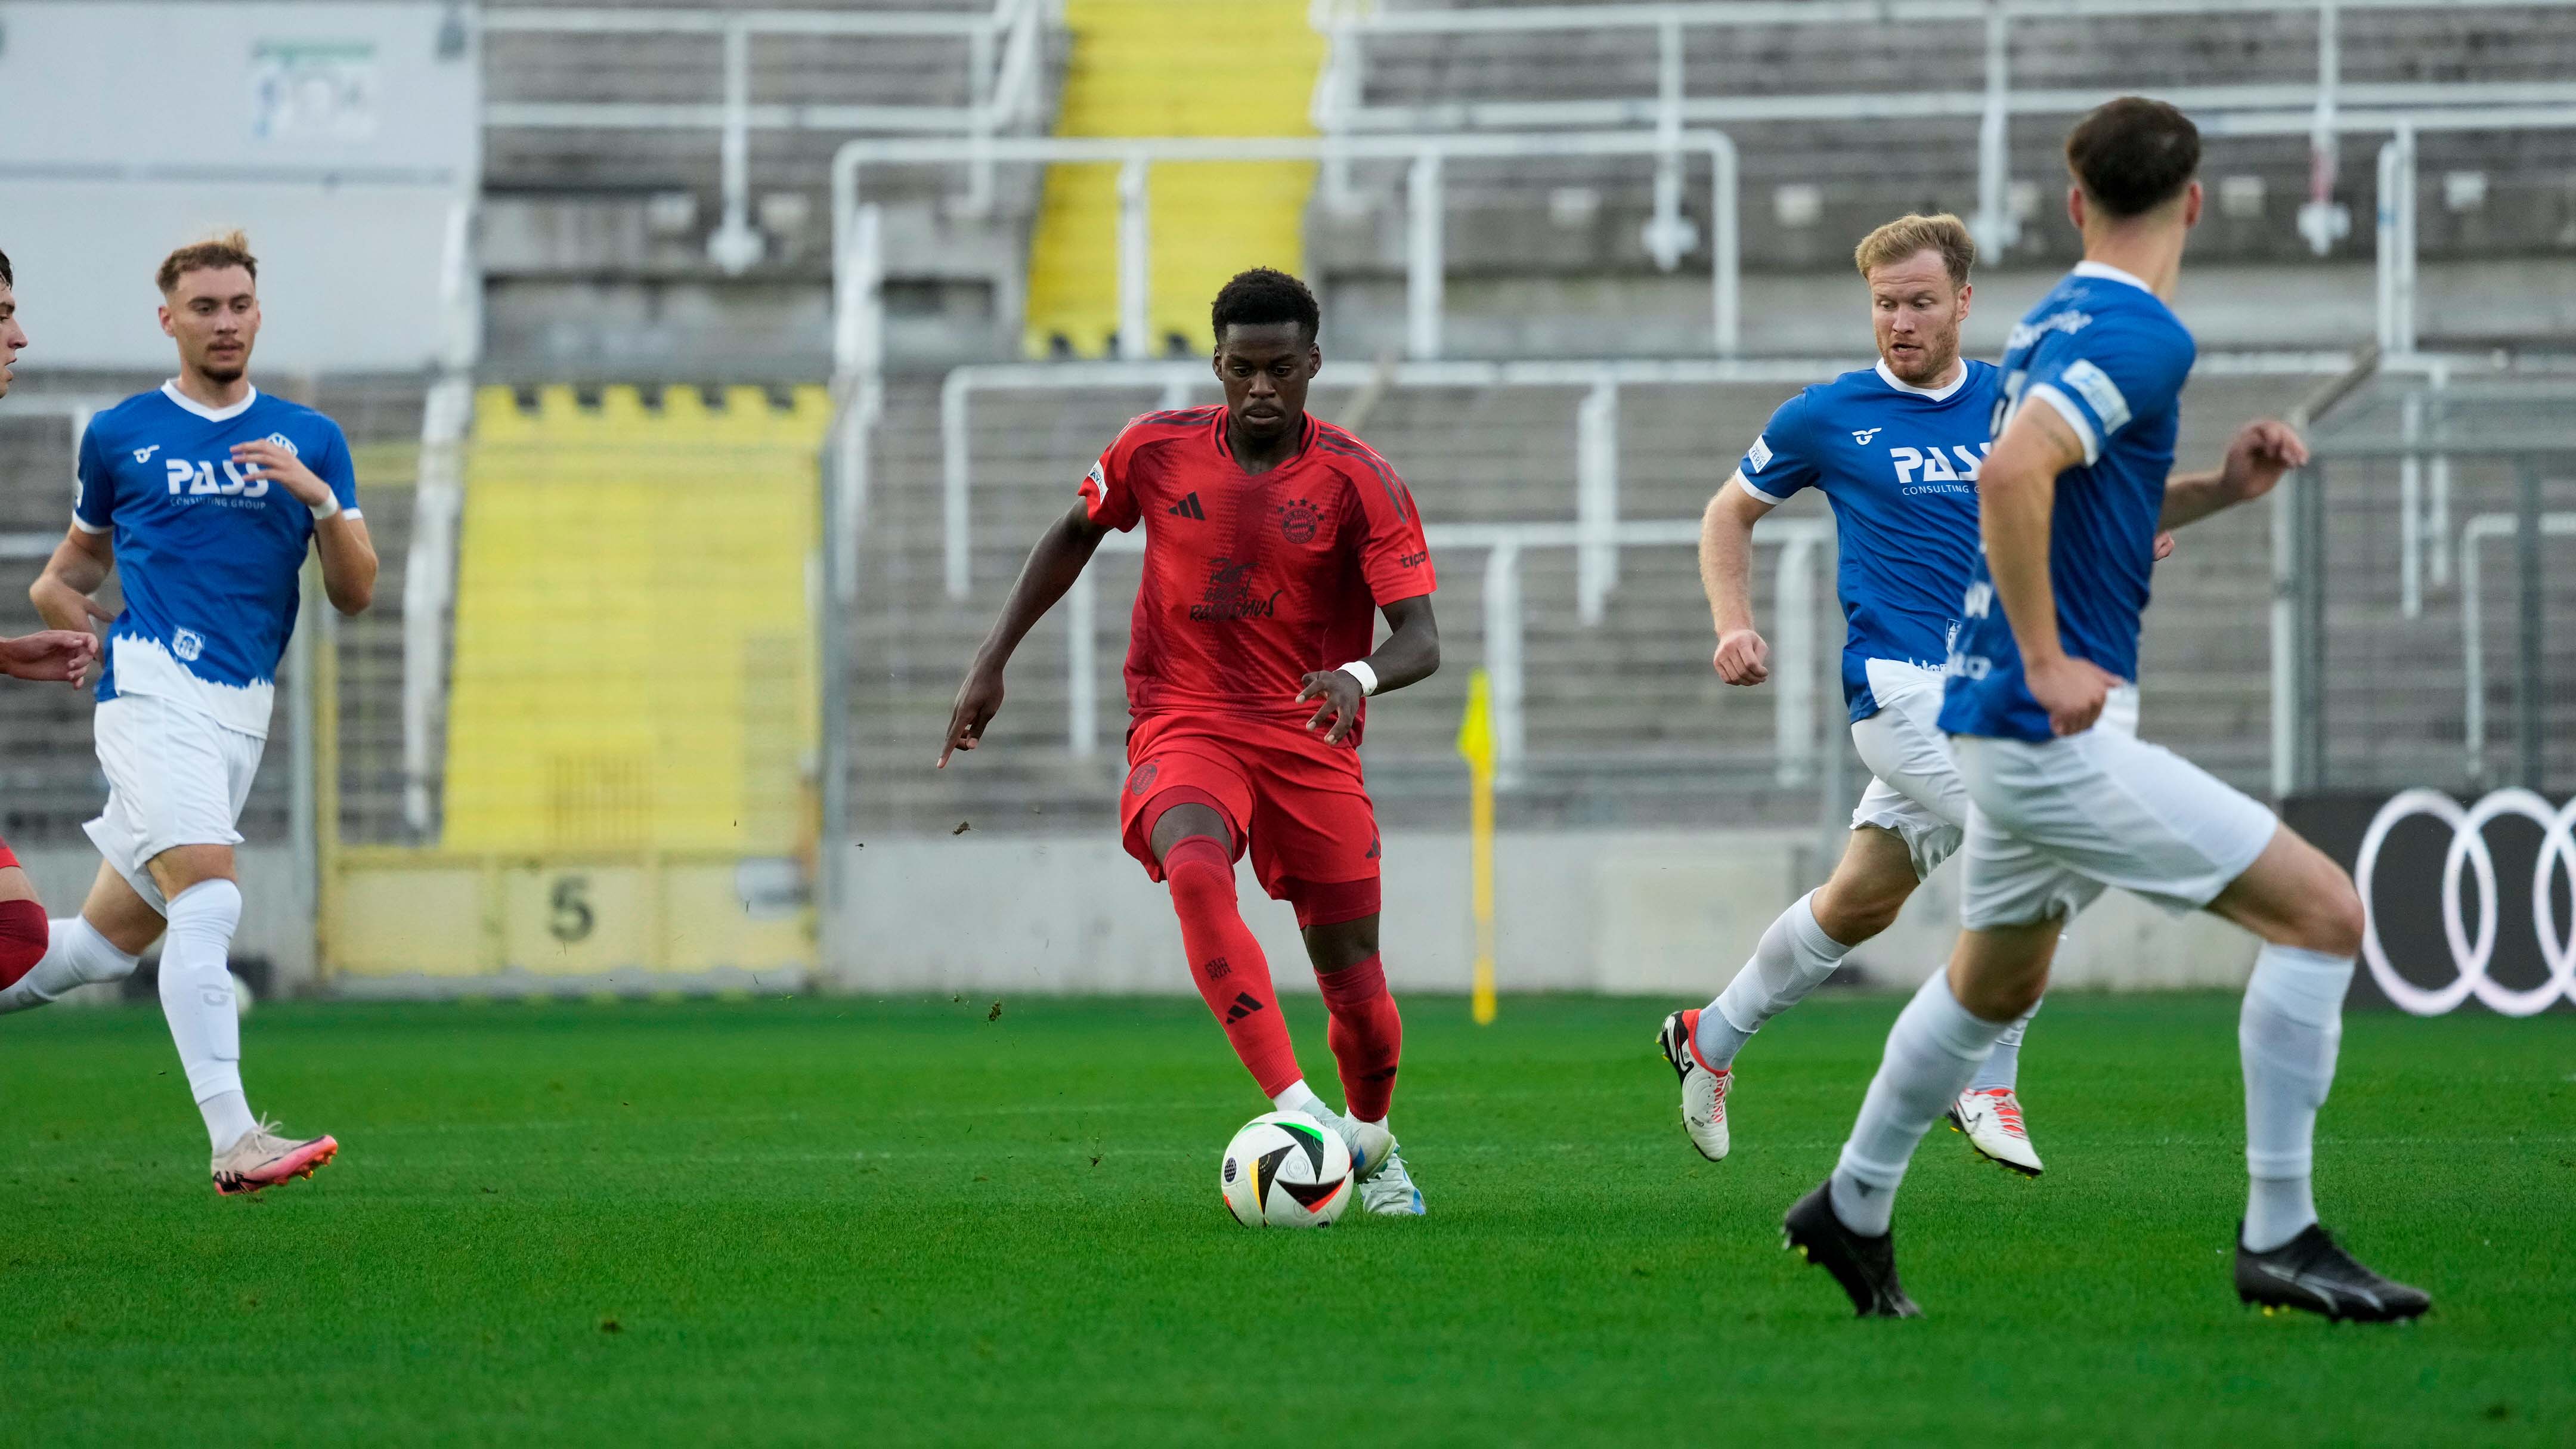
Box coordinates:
[402,201,482,836]
[1312,0,2576,286]
[1073,517,1832,787]
[829,129,1742,376]
[486,0,1052,273]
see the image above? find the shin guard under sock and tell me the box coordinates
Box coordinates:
[1165,837,1301,1098]
[1317,953,1402,1123]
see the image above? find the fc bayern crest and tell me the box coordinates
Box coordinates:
[1125,761,1160,795]
[1278,498,1319,544]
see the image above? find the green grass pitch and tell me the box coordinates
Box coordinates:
[4,991,2570,1445]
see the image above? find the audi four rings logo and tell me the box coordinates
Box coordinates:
[2355,788,2576,1017]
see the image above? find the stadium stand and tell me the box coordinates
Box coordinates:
[1310,4,2576,274]
[841,367,2330,837]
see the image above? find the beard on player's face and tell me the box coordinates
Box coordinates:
[1876,306,1961,386]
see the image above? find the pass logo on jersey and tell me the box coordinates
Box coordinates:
[164,457,271,499]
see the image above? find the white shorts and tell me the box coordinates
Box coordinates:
[1952,686,2279,930]
[83,694,266,915]
[1847,659,1968,880]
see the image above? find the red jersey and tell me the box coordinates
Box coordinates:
[1080,407,1435,735]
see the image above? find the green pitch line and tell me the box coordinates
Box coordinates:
[2,993,2569,1446]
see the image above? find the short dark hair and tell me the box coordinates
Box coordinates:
[2065,97,2201,219]
[1210,267,1319,345]
[0,247,12,289]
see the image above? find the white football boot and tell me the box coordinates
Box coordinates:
[1655,1009,1732,1161]
[1359,1150,1427,1216]
[1946,1086,2044,1177]
[210,1119,339,1197]
[1304,1104,1396,1182]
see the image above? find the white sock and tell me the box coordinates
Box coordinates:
[159,880,251,1152]
[1967,996,2042,1092]
[1828,971,2012,1237]
[1271,1080,1329,1119]
[1698,890,1853,1069]
[0,917,144,1013]
[2240,943,2352,1252]
[200,1089,258,1154]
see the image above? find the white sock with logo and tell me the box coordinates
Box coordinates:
[0,917,143,1013]
[2240,944,2352,1252]
[1698,889,1853,1069]
[160,880,257,1153]
[1829,970,2011,1237]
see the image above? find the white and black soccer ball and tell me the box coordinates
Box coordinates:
[1219,1110,1353,1228]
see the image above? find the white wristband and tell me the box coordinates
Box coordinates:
[308,491,342,521]
[1337,660,1379,697]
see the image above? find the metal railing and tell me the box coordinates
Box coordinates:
[1066,516,1831,789]
[2286,429,2576,795]
[1309,0,2576,259]
[484,0,1053,272]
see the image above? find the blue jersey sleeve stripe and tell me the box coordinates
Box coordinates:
[1733,469,1792,507]
[2023,382,2101,466]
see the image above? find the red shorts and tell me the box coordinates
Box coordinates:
[0,835,16,871]
[1119,712,1382,927]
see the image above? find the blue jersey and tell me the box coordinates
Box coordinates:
[1939,261,2194,742]
[1736,359,1995,722]
[75,384,361,736]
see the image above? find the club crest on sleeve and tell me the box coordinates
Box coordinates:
[1278,498,1319,544]
[1125,761,1159,796]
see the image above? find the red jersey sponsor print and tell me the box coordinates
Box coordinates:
[1079,407,1434,738]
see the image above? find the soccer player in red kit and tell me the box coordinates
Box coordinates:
[941,268,1438,1215]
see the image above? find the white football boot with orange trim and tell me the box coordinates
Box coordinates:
[1656,1008,1732,1162]
[1946,1087,2043,1176]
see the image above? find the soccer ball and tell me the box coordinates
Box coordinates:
[1219,1111,1353,1228]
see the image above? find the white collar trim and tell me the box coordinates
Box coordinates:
[1874,357,1968,401]
[2071,259,2154,294]
[160,380,258,422]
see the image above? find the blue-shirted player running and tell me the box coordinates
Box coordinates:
[1784,100,2428,1321]
[1660,213,2073,1176]
[13,232,378,1197]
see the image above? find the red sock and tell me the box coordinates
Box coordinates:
[0,898,47,990]
[1317,953,1402,1122]
[1165,837,1301,1098]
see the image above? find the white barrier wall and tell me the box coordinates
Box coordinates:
[832,829,2261,997]
[0,1,476,371]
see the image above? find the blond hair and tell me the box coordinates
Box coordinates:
[157,230,258,295]
[1852,213,1975,289]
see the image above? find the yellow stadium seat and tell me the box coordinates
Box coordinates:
[1022,0,1326,358]
[442,386,825,856]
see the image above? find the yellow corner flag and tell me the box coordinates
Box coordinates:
[1457,670,1497,1024]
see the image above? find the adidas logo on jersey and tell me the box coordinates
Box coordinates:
[1166,493,1206,520]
